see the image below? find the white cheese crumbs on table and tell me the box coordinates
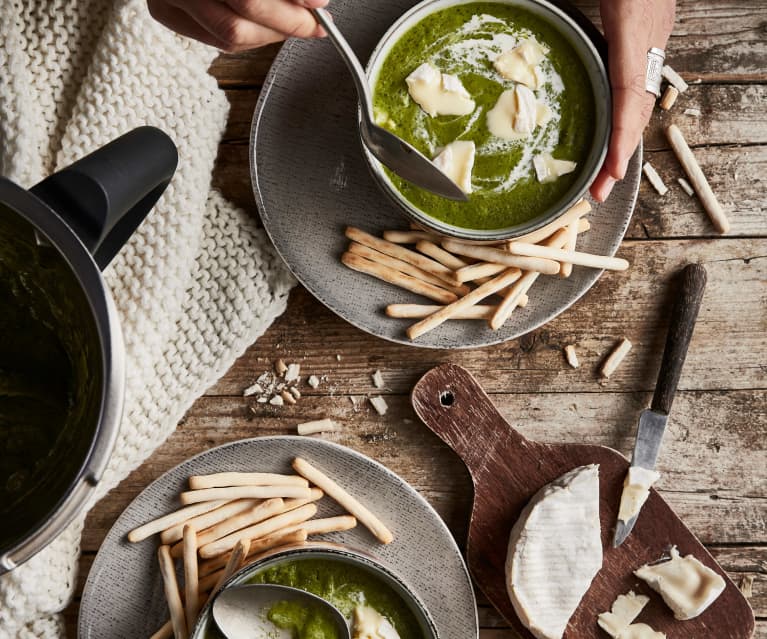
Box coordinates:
[433,140,476,194]
[564,344,580,369]
[534,153,577,184]
[372,370,384,389]
[601,338,632,378]
[659,85,679,110]
[661,64,689,92]
[642,162,668,195]
[307,375,320,389]
[677,177,694,196]
[684,107,701,117]
[289,387,301,400]
[269,395,284,406]
[369,396,388,416]
[297,418,341,436]
[405,62,475,117]
[284,363,301,382]
[242,382,263,397]
[336,354,341,361]
[635,546,726,620]
[257,397,267,403]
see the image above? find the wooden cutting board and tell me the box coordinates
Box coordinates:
[411,363,754,639]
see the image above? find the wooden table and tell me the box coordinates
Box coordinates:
[65,2,765,636]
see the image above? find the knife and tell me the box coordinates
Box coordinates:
[613,263,708,547]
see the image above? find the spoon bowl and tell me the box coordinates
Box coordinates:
[212,583,351,639]
[311,8,467,202]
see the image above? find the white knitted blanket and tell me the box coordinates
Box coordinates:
[0,1,295,636]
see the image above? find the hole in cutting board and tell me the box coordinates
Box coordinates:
[440,390,455,407]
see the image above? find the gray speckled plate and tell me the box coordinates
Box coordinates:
[251,0,640,349]
[78,437,478,639]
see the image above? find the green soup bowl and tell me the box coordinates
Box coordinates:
[363,0,611,242]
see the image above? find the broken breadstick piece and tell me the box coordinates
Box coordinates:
[659,85,679,110]
[666,124,730,233]
[182,526,200,633]
[677,177,694,197]
[297,418,340,436]
[564,344,580,369]
[684,107,701,117]
[662,64,688,92]
[643,161,668,195]
[342,252,458,304]
[158,545,187,639]
[292,457,394,544]
[369,396,388,416]
[408,268,522,340]
[601,338,633,378]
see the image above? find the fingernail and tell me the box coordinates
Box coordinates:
[599,176,616,202]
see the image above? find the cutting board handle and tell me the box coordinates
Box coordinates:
[411,364,530,479]
[652,263,707,415]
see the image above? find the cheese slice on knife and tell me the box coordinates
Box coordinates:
[618,466,660,523]
[506,464,603,639]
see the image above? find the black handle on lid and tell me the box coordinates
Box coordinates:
[30,126,177,270]
[651,263,708,415]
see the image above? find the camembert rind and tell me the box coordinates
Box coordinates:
[506,464,603,639]
[634,546,726,620]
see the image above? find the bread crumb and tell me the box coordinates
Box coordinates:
[308,375,320,389]
[280,390,296,405]
[643,162,668,195]
[677,177,694,196]
[372,370,384,389]
[369,396,388,416]
[297,418,341,436]
[290,387,301,400]
[243,382,263,397]
[269,395,284,406]
[274,359,288,376]
[684,107,701,117]
[564,344,580,369]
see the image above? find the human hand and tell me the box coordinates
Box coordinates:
[590,0,676,202]
[148,0,330,52]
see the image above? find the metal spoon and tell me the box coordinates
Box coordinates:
[311,8,468,201]
[212,584,351,639]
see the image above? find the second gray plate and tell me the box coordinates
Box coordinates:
[250,0,640,349]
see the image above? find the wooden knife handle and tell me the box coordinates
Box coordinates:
[651,263,707,415]
[411,364,529,480]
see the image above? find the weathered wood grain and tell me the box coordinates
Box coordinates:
[207,2,767,86]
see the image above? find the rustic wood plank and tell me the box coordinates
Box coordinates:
[213,139,767,238]
[203,239,767,395]
[207,2,767,86]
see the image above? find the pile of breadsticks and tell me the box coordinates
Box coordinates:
[340,199,629,340]
[128,458,393,639]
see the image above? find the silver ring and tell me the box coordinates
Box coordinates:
[646,47,665,97]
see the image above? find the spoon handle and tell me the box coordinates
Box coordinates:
[311,8,374,119]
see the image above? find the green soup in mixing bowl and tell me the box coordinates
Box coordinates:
[370,1,598,232]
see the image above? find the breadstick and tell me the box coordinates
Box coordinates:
[382,230,438,243]
[182,526,199,633]
[210,539,250,597]
[454,261,507,283]
[387,304,500,319]
[666,124,730,233]
[345,227,459,285]
[659,85,679,110]
[415,240,469,271]
[506,242,629,271]
[199,503,318,559]
[347,242,469,296]
[661,64,688,92]
[341,252,458,304]
[172,498,285,557]
[600,338,633,378]
[559,222,579,278]
[406,268,522,340]
[161,499,258,545]
[292,457,393,544]
[188,473,307,490]
[490,227,571,329]
[280,515,357,537]
[158,545,187,639]
[507,198,591,245]
[442,240,561,275]
[127,500,229,543]
[179,485,312,505]
[198,529,308,577]
[149,620,173,639]
[297,418,341,435]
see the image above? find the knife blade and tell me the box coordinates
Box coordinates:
[613,264,707,547]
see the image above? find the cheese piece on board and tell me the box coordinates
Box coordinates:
[597,591,650,637]
[618,466,661,523]
[405,62,476,117]
[506,464,603,639]
[618,624,666,639]
[533,153,577,183]
[353,605,401,639]
[433,140,476,194]
[487,87,550,140]
[635,546,726,620]
[495,38,548,88]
